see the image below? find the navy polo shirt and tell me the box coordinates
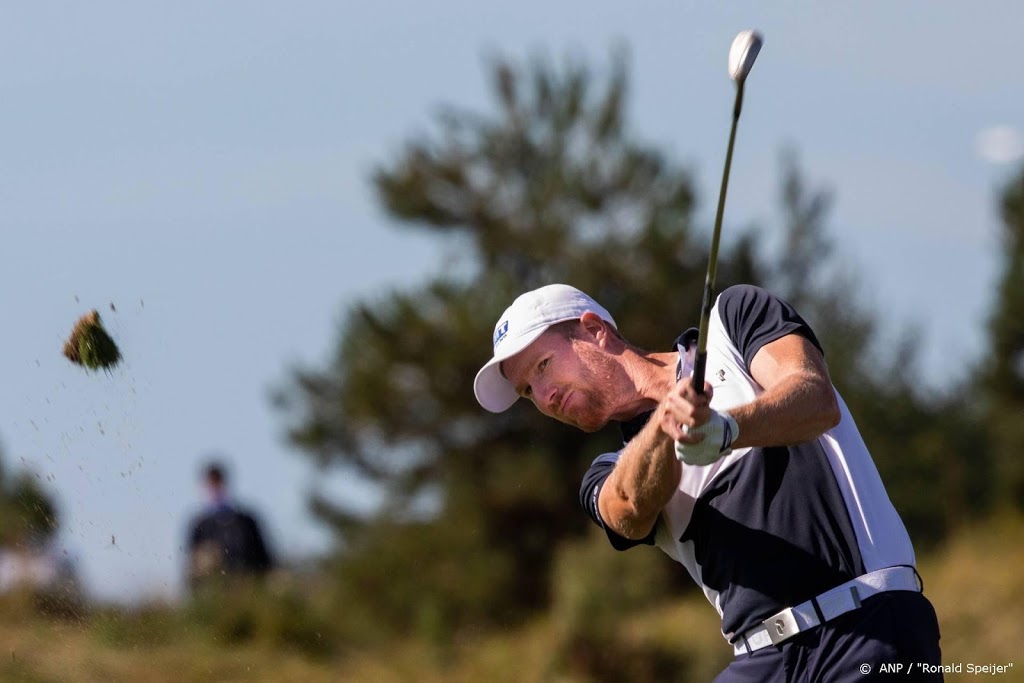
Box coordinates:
[579,285,916,643]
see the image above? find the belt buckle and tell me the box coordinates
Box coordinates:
[765,607,800,645]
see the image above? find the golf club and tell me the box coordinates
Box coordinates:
[691,29,763,394]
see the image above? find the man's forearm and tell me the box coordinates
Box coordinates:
[600,410,681,539]
[729,372,840,449]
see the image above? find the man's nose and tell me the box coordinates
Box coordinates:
[539,382,560,413]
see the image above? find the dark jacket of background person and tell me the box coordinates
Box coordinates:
[186,461,274,588]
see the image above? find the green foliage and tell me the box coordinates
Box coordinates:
[0,657,56,683]
[544,530,723,681]
[0,448,82,623]
[550,529,672,643]
[980,165,1024,507]
[2,518,1022,681]
[0,449,60,547]
[186,578,337,658]
[323,515,521,646]
[0,586,85,627]
[92,604,184,648]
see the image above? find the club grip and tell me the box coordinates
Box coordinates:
[691,351,708,394]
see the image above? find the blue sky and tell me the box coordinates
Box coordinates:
[2,2,1021,601]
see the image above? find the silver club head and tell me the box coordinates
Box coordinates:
[728,30,763,83]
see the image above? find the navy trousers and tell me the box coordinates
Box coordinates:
[714,591,943,682]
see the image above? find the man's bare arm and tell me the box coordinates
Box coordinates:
[729,334,841,448]
[597,405,683,540]
[596,334,835,539]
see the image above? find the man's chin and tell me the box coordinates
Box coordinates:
[563,415,606,433]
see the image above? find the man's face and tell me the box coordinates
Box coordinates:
[205,477,225,502]
[500,322,619,432]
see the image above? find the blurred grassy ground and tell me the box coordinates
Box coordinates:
[1,514,1020,683]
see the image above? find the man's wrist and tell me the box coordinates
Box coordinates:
[721,411,739,453]
[675,409,738,466]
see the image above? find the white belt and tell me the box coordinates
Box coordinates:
[733,566,922,656]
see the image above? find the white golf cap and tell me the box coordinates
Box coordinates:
[473,284,616,413]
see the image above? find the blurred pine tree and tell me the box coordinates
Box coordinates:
[276,53,981,638]
[0,444,59,547]
[981,166,1024,508]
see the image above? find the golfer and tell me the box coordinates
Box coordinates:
[474,283,942,681]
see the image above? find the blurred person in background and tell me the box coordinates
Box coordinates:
[186,459,274,589]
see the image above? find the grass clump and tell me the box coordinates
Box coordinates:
[62,310,121,371]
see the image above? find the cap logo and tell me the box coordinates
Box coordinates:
[493,321,509,349]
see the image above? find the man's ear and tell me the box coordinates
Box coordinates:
[579,311,611,344]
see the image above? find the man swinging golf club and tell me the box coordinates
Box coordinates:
[473,32,942,682]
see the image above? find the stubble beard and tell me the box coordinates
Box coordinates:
[563,340,622,433]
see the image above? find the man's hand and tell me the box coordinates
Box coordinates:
[675,409,739,465]
[659,380,739,466]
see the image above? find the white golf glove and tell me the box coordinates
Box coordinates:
[675,410,739,466]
